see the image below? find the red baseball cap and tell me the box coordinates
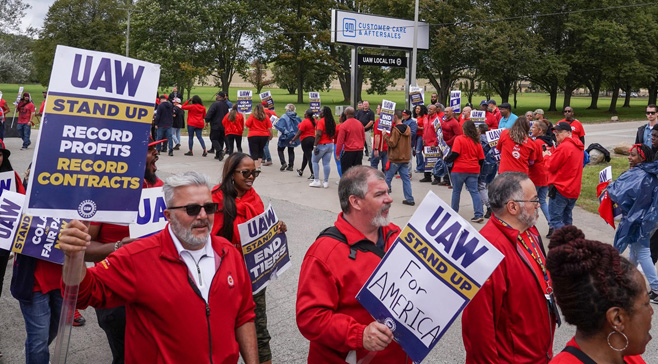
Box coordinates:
[0,139,10,158]
[148,136,167,147]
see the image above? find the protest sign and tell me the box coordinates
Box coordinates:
[0,191,24,251]
[129,187,167,238]
[309,92,321,115]
[237,204,291,294]
[423,146,441,172]
[378,99,396,133]
[431,116,451,157]
[237,90,253,114]
[12,214,70,265]
[0,170,17,198]
[409,86,424,107]
[450,91,461,113]
[485,128,503,161]
[24,46,160,223]
[356,191,504,363]
[470,110,486,125]
[260,91,275,111]
[597,166,623,227]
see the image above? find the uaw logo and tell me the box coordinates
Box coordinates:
[384,317,397,332]
[78,199,97,219]
[343,18,356,37]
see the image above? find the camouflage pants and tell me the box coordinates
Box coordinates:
[254,288,271,362]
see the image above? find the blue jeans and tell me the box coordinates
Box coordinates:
[370,150,388,173]
[263,140,272,162]
[20,290,63,364]
[536,186,550,224]
[451,172,483,218]
[386,162,413,202]
[17,122,31,148]
[172,128,181,145]
[312,143,334,182]
[334,145,342,177]
[187,126,206,151]
[549,190,576,230]
[629,242,658,290]
[156,126,173,152]
[415,137,424,171]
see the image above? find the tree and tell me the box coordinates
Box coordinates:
[0,0,29,31]
[0,33,33,83]
[32,0,124,85]
[240,59,273,94]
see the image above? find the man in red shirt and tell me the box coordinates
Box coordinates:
[441,107,463,148]
[558,106,585,145]
[370,104,388,174]
[60,171,259,364]
[488,99,502,124]
[419,105,440,183]
[297,166,411,363]
[546,122,584,238]
[335,107,366,174]
[16,92,35,149]
[462,172,558,363]
[480,100,498,129]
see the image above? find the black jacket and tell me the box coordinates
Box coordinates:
[154,101,173,127]
[205,100,229,130]
[636,124,651,145]
[173,106,185,128]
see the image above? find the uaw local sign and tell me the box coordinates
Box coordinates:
[24,45,160,223]
[356,191,503,363]
[331,10,429,50]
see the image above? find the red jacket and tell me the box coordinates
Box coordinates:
[441,117,463,147]
[462,217,556,364]
[550,337,646,364]
[75,227,256,364]
[222,113,245,136]
[335,118,365,155]
[296,214,410,363]
[528,138,548,187]
[485,111,498,129]
[423,115,439,147]
[547,137,584,199]
[182,101,207,128]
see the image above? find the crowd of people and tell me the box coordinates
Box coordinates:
[2,88,658,364]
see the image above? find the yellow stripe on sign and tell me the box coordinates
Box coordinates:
[242,224,280,255]
[45,96,153,124]
[399,225,479,299]
[12,215,32,254]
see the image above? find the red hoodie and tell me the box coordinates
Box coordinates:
[182,101,207,128]
[547,137,584,199]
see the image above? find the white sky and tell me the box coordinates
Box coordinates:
[20,0,54,32]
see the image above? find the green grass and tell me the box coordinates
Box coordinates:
[578,156,629,214]
[1,83,650,123]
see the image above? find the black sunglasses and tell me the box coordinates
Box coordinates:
[235,169,261,178]
[168,203,218,216]
[646,111,656,115]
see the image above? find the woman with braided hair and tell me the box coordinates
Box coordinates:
[547,226,652,363]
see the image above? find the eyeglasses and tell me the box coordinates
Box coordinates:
[511,199,540,205]
[646,112,656,115]
[563,110,573,113]
[235,169,261,178]
[168,203,219,216]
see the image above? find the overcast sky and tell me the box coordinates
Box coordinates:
[21,0,55,32]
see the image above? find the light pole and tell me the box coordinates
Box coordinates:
[410,0,419,87]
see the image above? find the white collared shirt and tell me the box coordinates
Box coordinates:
[169,226,217,302]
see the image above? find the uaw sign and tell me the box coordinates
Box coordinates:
[356,191,503,363]
[358,54,407,68]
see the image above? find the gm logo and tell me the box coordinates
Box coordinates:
[343,18,356,37]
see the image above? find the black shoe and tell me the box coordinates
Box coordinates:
[217,151,224,161]
[184,151,193,156]
[214,154,220,160]
[485,207,492,219]
[402,200,415,206]
[173,144,180,150]
[471,216,484,223]
[286,165,294,171]
[308,174,315,180]
[546,228,554,239]
[439,180,450,186]
[431,179,440,185]
[202,150,208,157]
[650,290,658,304]
[297,169,303,177]
[419,177,432,183]
[280,164,287,171]
[168,150,173,156]
[208,148,215,154]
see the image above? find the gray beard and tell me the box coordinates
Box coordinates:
[170,218,209,248]
[371,204,392,227]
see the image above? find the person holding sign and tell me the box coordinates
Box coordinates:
[310,106,337,188]
[211,153,286,364]
[371,104,389,174]
[462,172,558,363]
[297,166,409,363]
[59,172,259,364]
[384,110,414,206]
[246,104,274,169]
[0,139,25,295]
[547,226,651,364]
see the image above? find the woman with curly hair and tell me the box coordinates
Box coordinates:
[547,226,652,363]
[497,116,538,175]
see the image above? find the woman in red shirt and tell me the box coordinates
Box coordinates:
[290,109,317,179]
[245,104,273,169]
[182,95,208,156]
[223,104,245,155]
[497,117,537,175]
[529,120,552,222]
[309,106,336,188]
[547,226,651,364]
[0,140,25,295]
[445,120,485,222]
[414,105,428,172]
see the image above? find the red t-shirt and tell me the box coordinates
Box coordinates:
[416,115,425,136]
[528,138,549,187]
[17,102,35,124]
[551,337,646,364]
[39,100,46,114]
[558,119,586,141]
[316,118,334,145]
[372,119,389,152]
[298,118,316,140]
[485,111,499,129]
[497,129,537,175]
[246,114,272,137]
[223,113,245,136]
[451,135,484,173]
[423,115,439,146]
[458,113,470,128]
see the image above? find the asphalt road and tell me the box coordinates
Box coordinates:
[1,120,656,363]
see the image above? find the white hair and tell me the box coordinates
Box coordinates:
[285,103,296,112]
[163,171,211,207]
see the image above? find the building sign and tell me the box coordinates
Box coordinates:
[331,10,429,50]
[357,54,408,68]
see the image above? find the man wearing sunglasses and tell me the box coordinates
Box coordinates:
[635,104,658,147]
[59,171,259,364]
[462,172,558,363]
[557,106,585,145]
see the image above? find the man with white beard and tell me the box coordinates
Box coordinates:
[59,171,258,364]
[296,166,411,363]
[461,172,558,363]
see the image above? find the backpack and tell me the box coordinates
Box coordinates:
[316,226,386,260]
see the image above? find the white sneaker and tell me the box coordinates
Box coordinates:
[335,180,340,185]
[322,181,329,189]
[309,180,322,188]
